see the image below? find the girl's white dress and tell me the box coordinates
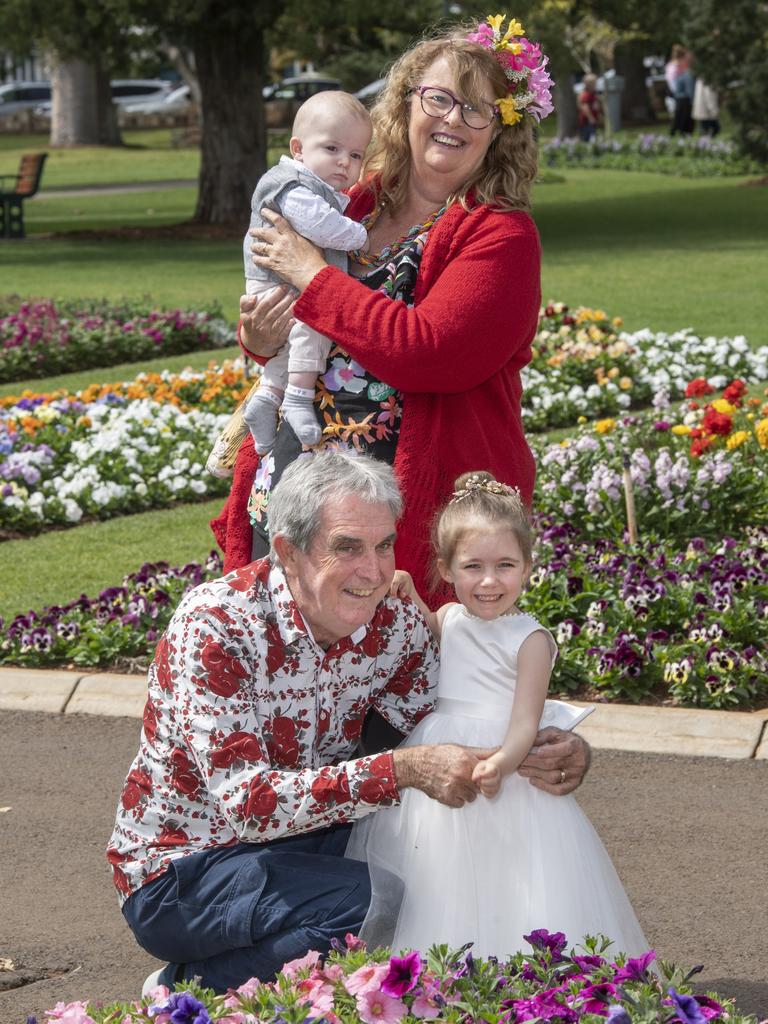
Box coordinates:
[347,605,649,959]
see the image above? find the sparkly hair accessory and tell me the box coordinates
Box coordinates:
[450,474,522,504]
[467,13,555,126]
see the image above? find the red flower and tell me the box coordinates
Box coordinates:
[154,635,173,692]
[701,408,732,436]
[157,824,189,847]
[317,707,331,736]
[358,776,389,804]
[110,861,133,896]
[685,378,715,398]
[723,379,747,403]
[343,715,364,741]
[171,747,200,797]
[386,651,423,697]
[200,640,248,698]
[211,730,264,768]
[228,560,269,592]
[265,619,287,675]
[311,769,352,805]
[243,777,279,818]
[266,716,300,767]
[121,767,152,809]
[691,436,715,458]
[143,698,158,746]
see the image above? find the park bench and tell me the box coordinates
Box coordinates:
[0,152,47,239]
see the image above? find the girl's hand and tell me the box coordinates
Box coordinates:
[239,289,296,359]
[472,758,502,797]
[390,570,415,600]
[250,209,327,292]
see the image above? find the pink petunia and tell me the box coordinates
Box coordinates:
[297,977,335,1015]
[280,949,322,978]
[345,961,391,996]
[355,989,408,1024]
[45,1003,98,1024]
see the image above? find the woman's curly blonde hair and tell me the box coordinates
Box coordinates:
[362,26,539,215]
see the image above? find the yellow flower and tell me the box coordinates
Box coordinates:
[487,13,506,32]
[618,376,632,390]
[612,316,623,328]
[607,367,619,379]
[502,17,525,38]
[711,398,736,415]
[755,417,768,448]
[496,97,522,125]
[504,40,523,54]
[726,430,751,450]
[593,309,607,320]
[577,416,587,424]
[672,424,692,436]
[595,418,616,434]
[588,326,604,342]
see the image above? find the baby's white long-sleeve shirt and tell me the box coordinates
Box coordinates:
[279,187,367,252]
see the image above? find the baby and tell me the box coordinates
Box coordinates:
[242,90,371,453]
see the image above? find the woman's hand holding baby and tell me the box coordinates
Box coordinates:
[250,209,327,291]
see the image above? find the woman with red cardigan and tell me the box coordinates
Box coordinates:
[211,21,551,608]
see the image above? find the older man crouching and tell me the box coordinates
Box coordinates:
[109,451,588,994]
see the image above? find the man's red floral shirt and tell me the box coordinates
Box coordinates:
[107,559,438,903]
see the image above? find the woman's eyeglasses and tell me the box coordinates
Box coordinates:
[408,85,497,130]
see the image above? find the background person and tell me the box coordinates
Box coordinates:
[110,452,590,995]
[577,73,602,141]
[210,14,554,611]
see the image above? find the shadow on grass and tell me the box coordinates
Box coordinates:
[535,179,768,253]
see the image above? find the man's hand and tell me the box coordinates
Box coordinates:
[239,288,295,360]
[516,727,591,795]
[393,744,495,808]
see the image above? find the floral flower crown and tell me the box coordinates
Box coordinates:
[450,474,523,504]
[467,13,555,127]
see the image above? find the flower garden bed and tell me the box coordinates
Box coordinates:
[34,934,760,1023]
[540,134,763,177]
[0,365,250,536]
[0,298,236,383]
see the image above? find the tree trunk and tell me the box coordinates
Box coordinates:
[49,55,122,146]
[192,26,267,225]
[552,59,578,139]
[615,40,655,124]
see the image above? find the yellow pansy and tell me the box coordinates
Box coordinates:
[755,418,768,448]
[496,97,522,125]
[711,398,736,415]
[595,418,616,434]
[672,424,692,436]
[726,431,751,450]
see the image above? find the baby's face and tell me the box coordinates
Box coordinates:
[292,116,372,191]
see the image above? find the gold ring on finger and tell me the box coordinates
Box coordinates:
[559,769,566,784]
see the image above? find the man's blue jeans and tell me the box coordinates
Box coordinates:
[122,824,370,992]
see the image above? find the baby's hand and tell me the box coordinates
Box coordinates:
[390,570,415,600]
[472,759,502,798]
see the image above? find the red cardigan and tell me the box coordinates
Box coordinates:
[210,186,540,606]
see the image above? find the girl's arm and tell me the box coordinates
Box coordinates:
[472,629,553,797]
[390,570,452,640]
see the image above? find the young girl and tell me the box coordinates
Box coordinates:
[346,471,649,959]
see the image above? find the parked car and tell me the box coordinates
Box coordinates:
[262,75,341,128]
[122,84,192,115]
[0,81,52,117]
[33,78,174,117]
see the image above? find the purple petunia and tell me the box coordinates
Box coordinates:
[381,951,423,997]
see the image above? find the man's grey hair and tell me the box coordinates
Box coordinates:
[268,450,403,560]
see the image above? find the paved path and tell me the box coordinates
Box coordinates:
[1,709,766,1022]
[34,179,197,199]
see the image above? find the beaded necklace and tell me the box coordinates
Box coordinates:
[348,202,447,267]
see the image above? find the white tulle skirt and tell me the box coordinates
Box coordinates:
[346,707,650,960]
